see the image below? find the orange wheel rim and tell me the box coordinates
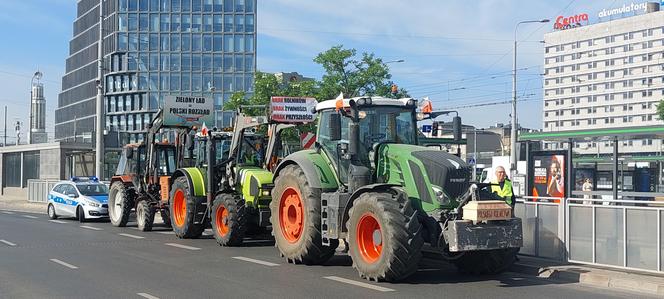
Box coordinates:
[215,205,229,236]
[279,187,304,243]
[173,189,186,227]
[356,213,382,263]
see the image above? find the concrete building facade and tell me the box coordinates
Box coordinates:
[543,7,664,154]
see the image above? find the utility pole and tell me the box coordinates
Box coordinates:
[95,0,105,179]
[3,106,6,146]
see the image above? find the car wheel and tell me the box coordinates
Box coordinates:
[47,204,58,220]
[77,206,87,223]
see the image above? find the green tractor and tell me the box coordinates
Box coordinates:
[168,106,294,245]
[270,96,523,282]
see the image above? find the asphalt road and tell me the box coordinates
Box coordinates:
[0,209,655,299]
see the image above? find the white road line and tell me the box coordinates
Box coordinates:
[164,243,201,250]
[156,231,174,235]
[80,225,103,231]
[0,239,17,247]
[323,276,395,292]
[137,293,160,299]
[22,215,38,219]
[118,233,145,239]
[232,256,280,267]
[2,211,15,214]
[50,259,78,269]
[49,220,67,224]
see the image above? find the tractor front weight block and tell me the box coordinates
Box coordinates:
[443,218,523,252]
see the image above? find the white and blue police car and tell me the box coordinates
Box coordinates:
[47,177,109,222]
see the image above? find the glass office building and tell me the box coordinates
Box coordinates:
[56,0,256,144]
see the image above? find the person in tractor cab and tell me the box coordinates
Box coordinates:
[491,166,515,209]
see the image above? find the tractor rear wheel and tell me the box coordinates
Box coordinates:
[211,193,246,246]
[347,188,424,282]
[169,176,205,238]
[136,200,155,232]
[270,165,338,265]
[108,182,134,227]
[453,248,518,275]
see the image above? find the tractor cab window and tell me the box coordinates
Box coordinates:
[116,147,144,176]
[358,106,416,149]
[237,135,265,167]
[215,138,232,162]
[317,110,350,183]
[156,146,177,175]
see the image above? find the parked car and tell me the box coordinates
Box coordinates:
[47,177,109,222]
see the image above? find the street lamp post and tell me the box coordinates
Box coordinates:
[95,0,104,179]
[511,19,549,175]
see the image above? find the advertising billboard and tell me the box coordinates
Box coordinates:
[529,151,567,200]
[162,96,214,127]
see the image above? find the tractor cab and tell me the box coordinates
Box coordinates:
[114,143,177,186]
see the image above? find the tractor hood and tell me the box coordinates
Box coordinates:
[376,144,471,210]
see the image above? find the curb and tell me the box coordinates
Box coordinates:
[510,262,664,296]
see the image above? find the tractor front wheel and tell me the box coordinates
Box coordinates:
[136,199,155,232]
[169,176,205,239]
[347,189,424,282]
[453,248,518,275]
[270,165,338,265]
[211,193,246,246]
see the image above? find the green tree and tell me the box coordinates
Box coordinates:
[657,100,664,121]
[313,45,407,100]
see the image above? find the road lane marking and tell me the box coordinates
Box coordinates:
[50,259,78,269]
[2,211,15,214]
[130,227,140,230]
[164,243,200,250]
[137,293,160,299]
[80,225,103,231]
[0,239,17,247]
[22,215,38,219]
[323,276,395,292]
[156,231,174,235]
[232,256,279,267]
[49,220,67,224]
[119,233,145,239]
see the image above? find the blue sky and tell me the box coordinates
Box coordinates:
[0,0,628,140]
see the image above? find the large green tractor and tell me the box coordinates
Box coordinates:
[270,97,523,282]
[168,107,293,245]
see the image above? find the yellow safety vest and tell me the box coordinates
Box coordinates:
[491,179,514,205]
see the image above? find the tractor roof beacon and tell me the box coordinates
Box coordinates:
[270,96,523,282]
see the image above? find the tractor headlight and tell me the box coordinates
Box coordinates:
[431,185,450,205]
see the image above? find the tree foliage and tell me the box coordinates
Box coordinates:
[657,100,664,121]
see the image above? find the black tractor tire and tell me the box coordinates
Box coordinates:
[453,248,519,275]
[347,188,424,282]
[160,209,172,227]
[270,165,338,265]
[136,200,155,232]
[47,204,58,219]
[169,176,205,239]
[77,206,87,223]
[211,193,246,246]
[108,182,134,227]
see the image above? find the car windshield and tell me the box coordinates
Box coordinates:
[76,184,109,196]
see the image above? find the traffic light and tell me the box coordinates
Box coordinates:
[431,122,439,137]
[452,116,462,142]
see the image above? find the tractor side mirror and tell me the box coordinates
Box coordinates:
[453,116,462,142]
[329,113,342,141]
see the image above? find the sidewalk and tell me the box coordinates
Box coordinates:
[0,195,46,214]
[511,256,664,296]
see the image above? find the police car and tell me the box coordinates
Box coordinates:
[47,177,109,222]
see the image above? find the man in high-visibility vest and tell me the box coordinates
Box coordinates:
[491,166,515,208]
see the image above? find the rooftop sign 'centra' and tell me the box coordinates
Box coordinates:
[553,13,589,30]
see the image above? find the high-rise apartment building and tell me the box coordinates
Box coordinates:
[56,0,256,144]
[543,6,664,154]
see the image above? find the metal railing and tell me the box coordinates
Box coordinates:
[516,195,664,273]
[27,179,58,203]
[566,197,664,273]
[515,196,566,261]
